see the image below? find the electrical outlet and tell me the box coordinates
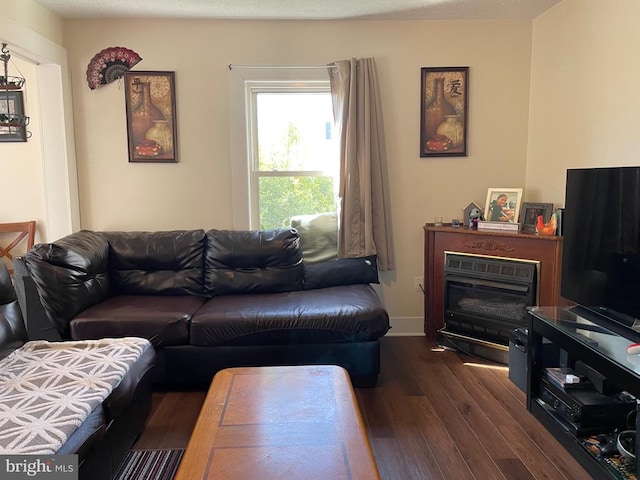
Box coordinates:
[413,276,424,292]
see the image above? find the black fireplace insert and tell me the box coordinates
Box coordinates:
[439,252,539,363]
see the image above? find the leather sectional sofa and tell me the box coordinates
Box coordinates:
[0,261,155,480]
[14,227,390,387]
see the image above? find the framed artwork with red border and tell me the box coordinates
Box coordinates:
[124,71,178,163]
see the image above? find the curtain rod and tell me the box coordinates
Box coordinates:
[228,64,334,70]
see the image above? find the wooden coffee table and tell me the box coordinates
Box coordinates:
[174,365,380,480]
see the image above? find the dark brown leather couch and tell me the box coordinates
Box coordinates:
[0,261,155,480]
[14,227,390,387]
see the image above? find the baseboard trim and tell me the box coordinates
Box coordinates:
[388,316,423,336]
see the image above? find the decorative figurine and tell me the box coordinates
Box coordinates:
[462,201,483,228]
[469,208,483,228]
[536,213,557,236]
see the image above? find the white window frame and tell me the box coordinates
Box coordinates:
[228,68,333,230]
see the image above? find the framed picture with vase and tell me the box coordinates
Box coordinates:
[420,67,468,158]
[124,71,178,163]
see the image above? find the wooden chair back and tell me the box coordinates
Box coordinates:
[0,221,36,275]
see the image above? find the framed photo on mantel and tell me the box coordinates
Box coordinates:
[124,71,178,163]
[420,67,468,158]
[520,202,554,232]
[484,188,523,224]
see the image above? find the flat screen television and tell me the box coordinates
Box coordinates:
[561,166,640,331]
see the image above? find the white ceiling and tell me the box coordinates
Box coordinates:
[33,0,561,21]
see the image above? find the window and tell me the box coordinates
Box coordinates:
[229,71,338,230]
[250,87,338,229]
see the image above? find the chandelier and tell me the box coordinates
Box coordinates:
[0,43,29,135]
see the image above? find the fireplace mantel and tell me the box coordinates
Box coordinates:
[423,224,568,339]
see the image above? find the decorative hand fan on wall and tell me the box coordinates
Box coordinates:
[86,47,142,90]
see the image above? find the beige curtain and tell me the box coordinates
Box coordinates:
[328,58,395,271]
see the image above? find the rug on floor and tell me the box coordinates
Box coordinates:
[113,449,184,480]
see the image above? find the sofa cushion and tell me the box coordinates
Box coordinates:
[70,295,206,347]
[0,337,150,455]
[190,284,390,346]
[102,339,156,420]
[204,228,303,296]
[103,230,205,296]
[0,262,27,359]
[23,230,111,338]
[56,404,106,456]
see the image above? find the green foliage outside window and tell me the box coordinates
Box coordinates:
[259,176,336,229]
[256,91,338,230]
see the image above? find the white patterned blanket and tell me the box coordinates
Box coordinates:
[0,337,150,454]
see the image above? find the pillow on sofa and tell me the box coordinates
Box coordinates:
[289,212,338,264]
[303,256,379,290]
[23,230,111,338]
[289,213,379,290]
[204,228,303,296]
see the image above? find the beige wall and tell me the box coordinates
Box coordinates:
[527,0,640,206]
[0,0,63,45]
[0,20,49,243]
[1,1,78,242]
[7,0,639,333]
[0,57,46,239]
[63,18,533,332]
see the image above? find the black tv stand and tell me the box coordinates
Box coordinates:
[569,305,640,342]
[527,306,640,479]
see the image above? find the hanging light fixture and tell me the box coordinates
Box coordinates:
[0,43,29,133]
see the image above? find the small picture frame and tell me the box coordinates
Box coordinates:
[519,202,554,232]
[0,91,27,142]
[484,188,523,224]
[420,67,469,157]
[124,71,178,163]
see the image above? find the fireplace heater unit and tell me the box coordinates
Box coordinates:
[438,252,539,364]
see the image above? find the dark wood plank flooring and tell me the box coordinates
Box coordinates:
[134,336,590,479]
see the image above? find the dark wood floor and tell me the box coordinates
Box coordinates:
[133,336,590,479]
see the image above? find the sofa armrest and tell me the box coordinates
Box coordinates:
[22,230,111,339]
[13,257,64,341]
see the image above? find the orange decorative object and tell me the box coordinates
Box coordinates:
[426,134,453,152]
[135,139,162,157]
[536,213,557,236]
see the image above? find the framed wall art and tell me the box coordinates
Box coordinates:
[519,202,554,232]
[124,71,178,163]
[420,66,468,158]
[484,188,523,224]
[0,91,27,142]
